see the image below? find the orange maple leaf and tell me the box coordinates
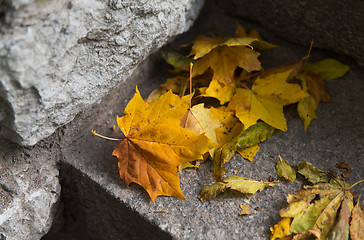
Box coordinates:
[112,88,215,202]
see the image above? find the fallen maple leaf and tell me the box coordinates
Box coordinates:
[350,198,364,240]
[201,79,236,105]
[297,72,331,130]
[276,155,296,182]
[180,103,220,143]
[112,88,215,202]
[271,162,364,240]
[192,45,261,84]
[228,68,308,130]
[189,35,259,60]
[237,145,260,162]
[234,23,277,51]
[212,121,275,181]
[160,50,191,73]
[199,175,278,202]
[303,58,350,81]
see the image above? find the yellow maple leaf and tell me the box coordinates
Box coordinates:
[112,88,215,202]
[228,87,287,130]
[190,35,259,60]
[297,72,331,130]
[235,23,277,51]
[192,45,261,85]
[272,162,364,240]
[237,145,260,162]
[180,103,221,143]
[201,79,236,105]
[228,69,308,130]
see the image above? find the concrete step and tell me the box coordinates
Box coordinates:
[42,2,364,239]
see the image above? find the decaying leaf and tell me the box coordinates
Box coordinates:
[190,35,259,60]
[228,68,308,130]
[350,198,364,240]
[271,162,364,240]
[234,23,277,51]
[180,103,220,143]
[303,58,350,81]
[297,161,331,184]
[297,72,331,130]
[201,79,236,104]
[270,217,291,240]
[239,203,251,215]
[199,175,278,202]
[160,50,191,73]
[112,88,215,202]
[192,45,261,84]
[212,121,275,181]
[276,155,296,182]
[237,145,260,162]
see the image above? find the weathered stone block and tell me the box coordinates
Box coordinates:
[221,0,364,66]
[0,0,203,146]
[0,141,60,240]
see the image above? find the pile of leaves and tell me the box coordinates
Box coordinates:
[92,24,351,203]
[271,161,364,240]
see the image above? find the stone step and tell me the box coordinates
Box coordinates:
[2,1,364,239]
[42,2,364,239]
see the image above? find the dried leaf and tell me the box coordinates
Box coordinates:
[292,228,321,240]
[234,23,277,51]
[212,121,274,181]
[270,217,291,240]
[297,161,331,184]
[239,203,251,215]
[199,175,278,202]
[276,155,296,182]
[288,184,345,238]
[180,103,220,143]
[228,69,308,130]
[202,79,236,104]
[192,45,261,84]
[303,58,350,81]
[160,50,191,73]
[113,88,215,202]
[350,198,364,240]
[328,194,353,240]
[297,72,331,130]
[190,35,259,60]
[272,163,364,240]
[211,140,237,182]
[236,121,275,149]
[237,145,260,162]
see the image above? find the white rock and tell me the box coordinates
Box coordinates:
[0,143,60,240]
[0,0,204,146]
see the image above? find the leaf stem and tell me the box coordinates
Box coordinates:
[302,40,314,68]
[348,179,364,189]
[189,62,193,109]
[92,130,125,141]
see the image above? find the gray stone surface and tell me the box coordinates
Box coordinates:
[221,0,364,66]
[0,0,204,146]
[0,140,60,240]
[43,2,363,239]
[1,1,363,239]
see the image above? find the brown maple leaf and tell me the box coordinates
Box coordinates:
[111,88,215,202]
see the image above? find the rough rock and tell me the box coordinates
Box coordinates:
[0,140,60,240]
[220,0,364,66]
[0,0,204,146]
